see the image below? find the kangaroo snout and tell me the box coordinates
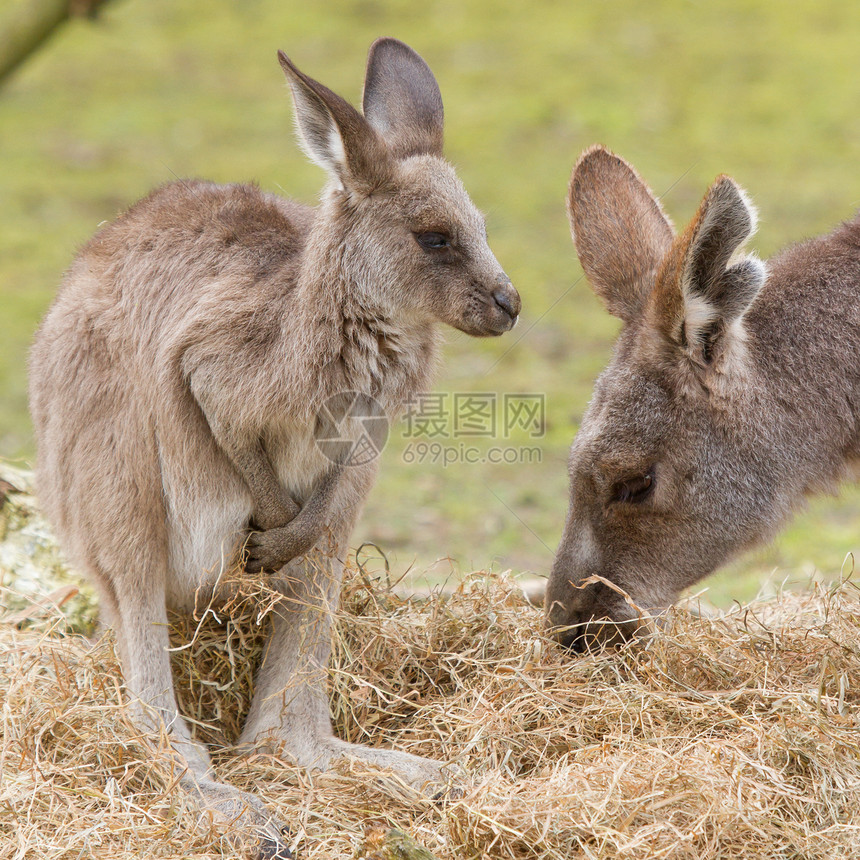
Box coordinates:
[458,273,519,336]
[492,278,520,326]
[545,572,639,652]
[479,276,519,334]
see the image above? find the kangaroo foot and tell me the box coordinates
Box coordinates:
[182,776,293,859]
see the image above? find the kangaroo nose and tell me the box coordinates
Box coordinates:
[493,281,521,320]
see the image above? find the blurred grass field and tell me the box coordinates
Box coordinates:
[1,0,858,605]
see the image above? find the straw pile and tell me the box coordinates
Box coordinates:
[2,468,860,859]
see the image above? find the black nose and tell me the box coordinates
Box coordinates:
[493,285,520,319]
[556,626,588,653]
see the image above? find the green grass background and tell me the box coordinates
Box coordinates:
[2,0,858,605]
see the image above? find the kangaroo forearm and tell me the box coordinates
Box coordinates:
[303,463,343,516]
[228,438,300,526]
[244,465,344,572]
[191,379,299,527]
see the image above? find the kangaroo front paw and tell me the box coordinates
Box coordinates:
[244,522,319,573]
[244,528,291,573]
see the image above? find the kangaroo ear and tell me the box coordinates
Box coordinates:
[662,175,766,365]
[278,50,389,193]
[568,146,674,324]
[362,38,444,158]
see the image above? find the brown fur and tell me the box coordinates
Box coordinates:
[546,145,860,652]
[568,145,675,323]
[29,38,520,857]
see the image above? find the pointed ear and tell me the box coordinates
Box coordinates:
[568,146,674,323]
[659,175,766,365]
[362,38,444,158]
[278,50,390,193]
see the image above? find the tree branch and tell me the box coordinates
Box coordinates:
[0,0,116,85]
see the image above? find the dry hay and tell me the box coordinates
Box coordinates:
[2,546,860,860]
[2,462,859,858]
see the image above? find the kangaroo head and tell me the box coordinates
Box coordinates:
[279,38,520,336]
[546,146,771,651]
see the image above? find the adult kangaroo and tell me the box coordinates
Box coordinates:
[546,145,859,652]
[30,38,520,857]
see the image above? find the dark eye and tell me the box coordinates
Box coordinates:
[612,469,655,505]
[415,231,451,250]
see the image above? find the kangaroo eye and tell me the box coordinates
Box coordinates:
[415,231,451,250]
[612,470,655,505]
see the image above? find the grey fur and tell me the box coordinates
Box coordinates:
[29,38,519,854]
[546,145,859,651]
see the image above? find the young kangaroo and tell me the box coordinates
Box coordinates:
[29,38,520,857]
[545,145,860,651]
